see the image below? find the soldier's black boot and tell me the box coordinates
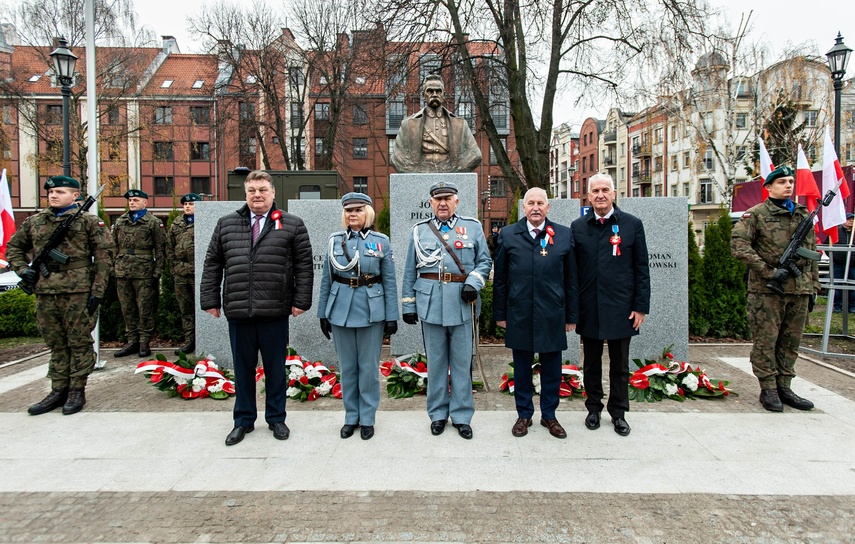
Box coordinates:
[27,388,68,415]
[115,342,139,357]
[777,387,814,410]
[759,389,784,412]
[138,342,152,358]
[175,340,195,356]
[62,388,86,415]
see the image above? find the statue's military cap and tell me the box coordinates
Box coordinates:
[124,189,149,199]
[764,165,794,186]
[44,175,80,190]
[180,193,203,204]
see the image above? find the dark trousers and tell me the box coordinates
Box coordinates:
[512,349,562,420]
[581,336,630,419]
[228,317,289,428]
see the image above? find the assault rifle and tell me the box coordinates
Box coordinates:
[18,185,106,295]
[766,188,837,296]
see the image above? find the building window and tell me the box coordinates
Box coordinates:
[290,102,303,129]
[735,145,747,161]
[314,102,330,121]
[191,142,210,161]
[632,187,639,197]
[239,102,255,121]
[153,141,174,161]
[654,156,663,172]
[683,182,690,197]
[352,138,368,159]
[620,167,625,181]
[700,112,712,133]
[2,105,12,124]
[701,149,714,170]
[154,106,172,125]
[191,177,210,194]
[671,126,677,140]
[291,137,306,162]
[620,143,625,156]
[683,151,691,169]
[671,155,678,171]
[353,176,368,193]
[106,105,120,125]
[490,137,507,165]
[288,67,304,89]
[670,184,677,196]
[489,177,507,197]
[655,185,662,197]
[154,176,173,195]
[387,100,406,130]
[806,144,817,162]
[190,106,210,125]
[655,127,663,143]
[353,104,368,125]
[192,80,204,89]
[107,139,122,161]
[492,103,509,130]
[805,110,819,127]
[735,112,748,129]
[699,179,714,204]
[315,137,326,155]
[457,101,475,132]
[107,175,125,196]
[46,105,62,124]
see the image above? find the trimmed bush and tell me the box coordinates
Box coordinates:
[0,289,39,337]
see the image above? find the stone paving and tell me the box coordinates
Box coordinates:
[0,344,853,543]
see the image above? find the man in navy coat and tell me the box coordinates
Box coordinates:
[571,173,649,437]
[493,188,578,439]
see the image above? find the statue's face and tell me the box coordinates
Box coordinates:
[423,82,444,108]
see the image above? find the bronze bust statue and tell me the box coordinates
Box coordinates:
[390,74,482,173]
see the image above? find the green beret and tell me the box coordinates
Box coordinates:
[180,193,203,204]
[44,175,80,190]
[124,189,149,199]
[764,165,794,186]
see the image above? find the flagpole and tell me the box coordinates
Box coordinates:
[85,0,103,369]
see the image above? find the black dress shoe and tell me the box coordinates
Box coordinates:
[452,423,473,439]
[114,342,140,358]
[360,426,374,440]
[225,425,253,446]
[512,417,532,437]
[585,411,601,430]
[777,387,814,410]
[138,342,152,358]
[61,388,86,415]
[175,340,195,355]
[759,389,784,412]
[340,423,359,439]
[269,422,290,440]
[612,417,631,436]
[430,419,447,436]
[27,388,68,415]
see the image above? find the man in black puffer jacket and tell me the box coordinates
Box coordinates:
[201,170,313,446]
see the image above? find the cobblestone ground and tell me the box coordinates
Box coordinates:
[1,345,854,542]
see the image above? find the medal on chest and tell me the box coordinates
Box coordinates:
[610,225,621,256]
[540,237,548,256]
[455,226,468,239]
[365,241,382,256]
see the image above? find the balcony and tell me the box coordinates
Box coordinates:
[697,161,716,173]
[603,156,615,166]
[603,130,617,143]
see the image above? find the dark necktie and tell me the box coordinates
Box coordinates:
[532,228,540,238]
[252,214,263,244]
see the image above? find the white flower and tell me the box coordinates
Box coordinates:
[665,383,678,396]
[288,372,297,381]
[305,367,321,380]
[681,374,699,392]
[417,377,425,388]
[317,382,332,395]
[208,379,225,393]
[286,386,300,398]
[534,383,541,394]
[192,377,206,389]
[292,366,305,377]
[532,374,541,387]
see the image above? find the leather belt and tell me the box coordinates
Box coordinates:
[333,274,382,288]
[420,272,467,283]
[120,249,153,256]
[47,259,90,272]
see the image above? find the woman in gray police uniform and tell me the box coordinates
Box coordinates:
[318,193,399,440]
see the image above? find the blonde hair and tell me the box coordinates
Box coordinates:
[341,204,376,229]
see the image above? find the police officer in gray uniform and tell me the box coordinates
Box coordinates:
[318,193,399,440]
[401,181,492,439]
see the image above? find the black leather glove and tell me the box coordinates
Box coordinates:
[20,268,38,284]
[461,284,478,304]
[87,296,102,316]
[319,318,332,340]
[808,294,816,313]
[152,276,161,292]
[772,268,789,283]
[384,321,398,336]
[403,313,419,325]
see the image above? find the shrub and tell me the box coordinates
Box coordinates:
[478,281,505,340]
[0,289,39,337]
[701,210,749,338]
[688,221,709,336]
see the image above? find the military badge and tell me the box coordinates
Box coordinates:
[610,225,621,256]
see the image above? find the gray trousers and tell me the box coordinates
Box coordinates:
[332,323,384,426]
[421,321,474,425]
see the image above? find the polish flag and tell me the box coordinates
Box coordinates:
[795,144,820,212]
[0,169,16,268]
[821,127,850,243]
[759,137,774,201]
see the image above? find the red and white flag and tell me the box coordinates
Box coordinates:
[821,127,850,243]
[0,169,16,268]
[759,137,774,201]
[795,144,820,213]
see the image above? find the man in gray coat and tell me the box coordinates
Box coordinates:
[401,181,492,439]
[200,171,313,446]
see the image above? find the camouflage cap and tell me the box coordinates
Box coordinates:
[341,192,372,209]
[429,180,458,197]
[764,165,794,186]
[44,175,80,190]
[124,189,149,199]
[180,193,203,204]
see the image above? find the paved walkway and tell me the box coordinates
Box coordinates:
[1,347,854,542]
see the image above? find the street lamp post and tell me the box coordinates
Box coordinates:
[826,32,852,157]
[49,38,78,177]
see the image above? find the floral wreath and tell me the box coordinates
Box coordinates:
[380,353,428,398]
[135,352,235,400]
[629,345,736,402]
[255,347,342,402]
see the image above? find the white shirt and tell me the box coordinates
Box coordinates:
[252,209,271,231]
[595,208,615,222]
[526,220,545,238]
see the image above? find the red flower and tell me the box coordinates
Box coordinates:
[678,387,684,396]
[558,382,573,397]
[255,367,265,382]
[177,383,188,393]
[199,389,209,398]
[299,376,309,385]
[222,381,235,394]
[629,372,650,389]
[379,361,394,377]
[307,388,319,401]
[665,352,674,359]
[289,379,296,386]
[331,383,342,399]
[415,362,427,373]
[150,369,164,383]
[582,391,587,398]
[321,373,337,386]
[718,381,729,396]
[569,377,580,389]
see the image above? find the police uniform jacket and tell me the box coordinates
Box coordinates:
[571,205,650,340]
[6,207,114,296]
[112,210,166,279]
[731,199,819,295]
[492,218,578,353]
[318,229,398,327]
[401,215,492,326]
[167,215,195,277]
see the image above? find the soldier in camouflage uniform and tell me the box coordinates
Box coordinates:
[167,193,202,355]
[6,175,114,415]
[112,189,166,358]
[731,166,817,412]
